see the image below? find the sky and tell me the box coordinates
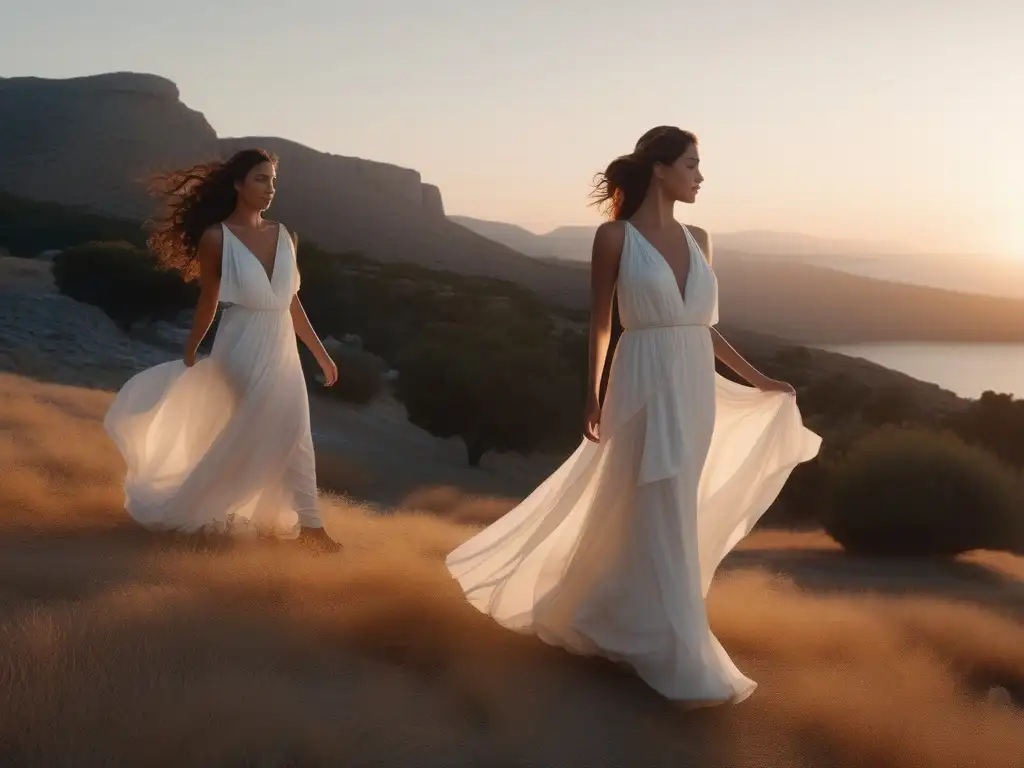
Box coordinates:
[1,0,1022,256]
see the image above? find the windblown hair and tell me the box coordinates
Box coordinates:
[147,148,277,281]
[590,126,698,221]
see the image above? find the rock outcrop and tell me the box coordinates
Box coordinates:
[0,73,219,220]
[218,136,584,301]
[421,184,445,218]
[0,72,589,307]
[0,271,176,389]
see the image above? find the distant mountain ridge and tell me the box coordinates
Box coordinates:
[0,72,589,307]
[448,216,1024,343]
[450,216,944,262]
[449,215,1024,300]
[0,72,219,220]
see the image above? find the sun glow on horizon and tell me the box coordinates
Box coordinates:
[1003,220,1024,260]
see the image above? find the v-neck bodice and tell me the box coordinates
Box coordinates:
[217,222,298,311]
[223,224,280,284]
[616,221,718,331]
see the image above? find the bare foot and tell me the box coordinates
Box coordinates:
[296,526,342,553]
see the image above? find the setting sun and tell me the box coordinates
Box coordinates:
[1003,210,1024,258]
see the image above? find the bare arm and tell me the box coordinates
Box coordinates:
[289,294,329,362]
[183,227,222,365]
[584,221,625,441]
[710,329,778,388]
[287,232,337,386]
[690,225,793,393]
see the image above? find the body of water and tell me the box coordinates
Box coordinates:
[819,343,1024,400]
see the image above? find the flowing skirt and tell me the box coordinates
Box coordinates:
[446,326,821,702]
[104,306,319,537]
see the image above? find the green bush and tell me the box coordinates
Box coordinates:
[301,341,384,406]
[330,344,385,405]
[824,426,1023,557]
[945,390,1024,470]
[396,322,582,466]
[798,372,873,420]
[0,193,146,256]
[294,240,558,368]
[52,241,196,330]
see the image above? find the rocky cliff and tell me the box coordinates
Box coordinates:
[0,73,218,219]
[0,72,588,307]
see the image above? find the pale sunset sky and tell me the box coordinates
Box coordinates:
[1,0,1022,255]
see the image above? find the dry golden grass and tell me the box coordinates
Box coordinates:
[1,372,1023,767]
[400,485,519,527]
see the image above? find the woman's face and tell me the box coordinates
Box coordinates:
[656,144,703,204]
[236,160,277,212]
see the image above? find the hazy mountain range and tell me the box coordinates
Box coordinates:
[449,216,1024,300]
[449,217,923,260]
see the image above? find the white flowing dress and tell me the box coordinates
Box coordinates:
[446,222,821,703]
[104,223,320,538]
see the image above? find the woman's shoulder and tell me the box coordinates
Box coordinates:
[261,219,293,236]
[198,223,224,249]
[684,223,709,242]
[684,224,712,260]
[592,220,627,265]
[271,220,298,249]
[593,220,627,248]
[195,224,225,274]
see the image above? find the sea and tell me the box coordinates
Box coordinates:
[819,343,1024,399]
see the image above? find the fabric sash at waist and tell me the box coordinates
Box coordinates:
[622,322,706,332]
[220,302,288,314]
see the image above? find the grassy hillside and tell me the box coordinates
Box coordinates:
[2,372,1023,766]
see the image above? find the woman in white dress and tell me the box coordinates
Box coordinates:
[445,127,821,705]
[104,148,340,549]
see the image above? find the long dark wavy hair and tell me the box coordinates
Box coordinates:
[147,148,277,281]
[590,126,698,221]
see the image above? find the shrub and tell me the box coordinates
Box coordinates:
[302,341,385,406]
[823,426,1023,557]
[52,241,195,330]
[861,384,926,426]
[0,193,146,256]
[798,372,873,420]
[760,460,829,528]
[396,322,582,466]
[293,240,558,368]
[330,345,385,405]
[945,390,1024,470]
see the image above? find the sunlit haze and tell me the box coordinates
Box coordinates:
[2,0,1022,255]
